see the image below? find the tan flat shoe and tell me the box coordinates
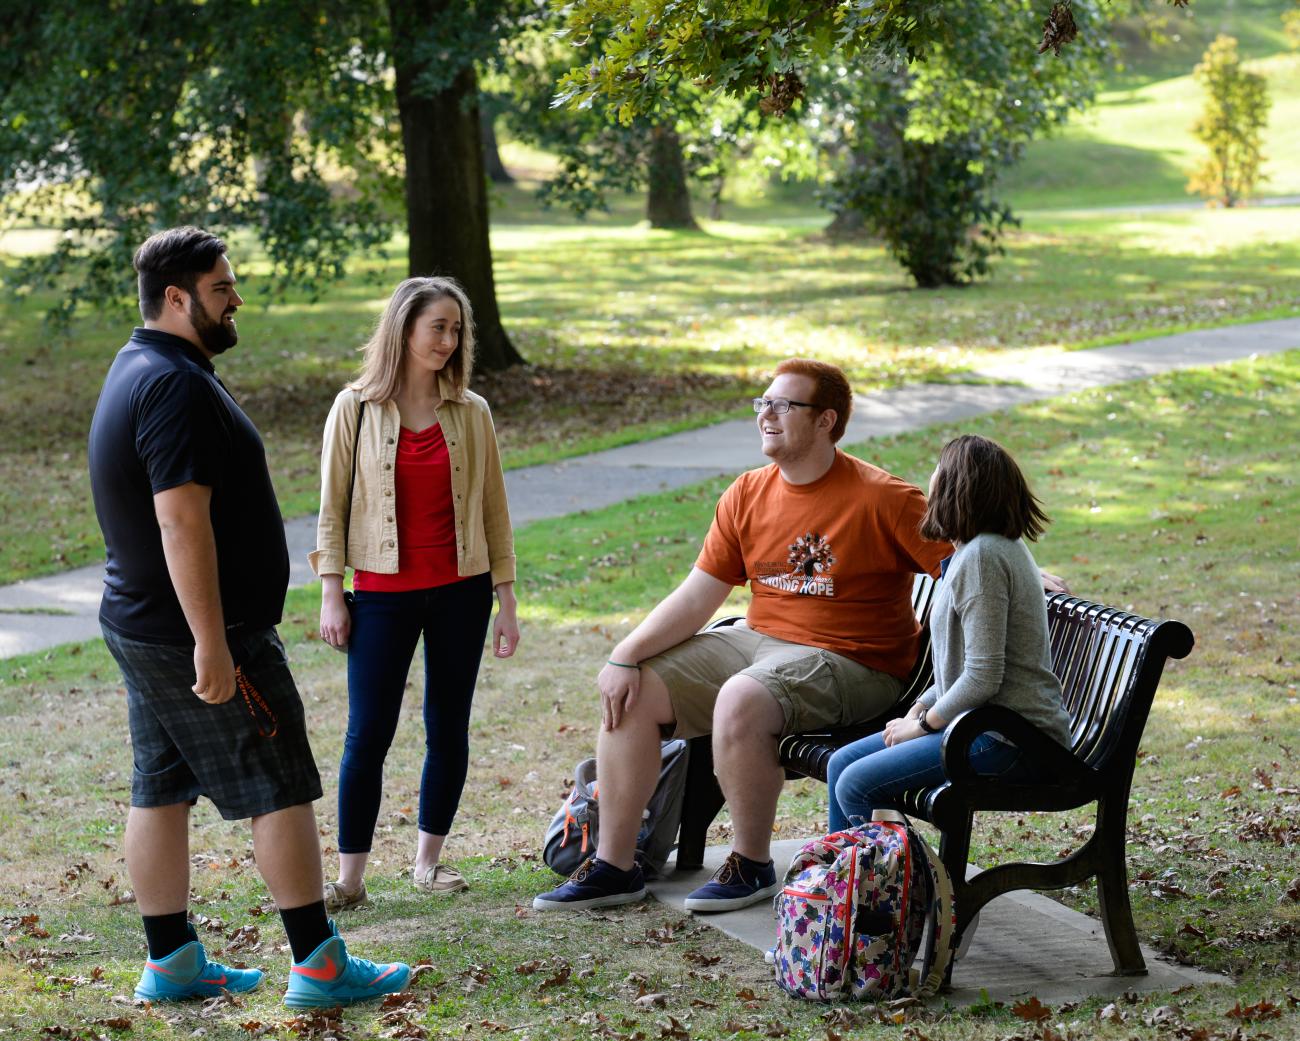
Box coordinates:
[413,863,468,893]
[323,879,369,913]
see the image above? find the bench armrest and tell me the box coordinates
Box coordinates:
[940,705,1094,787]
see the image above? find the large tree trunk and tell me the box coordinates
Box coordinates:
[389,0,523,371]
[480,106,514,185]
[645,124,698,229]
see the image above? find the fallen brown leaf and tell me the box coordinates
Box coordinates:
[282,1005,346,1038]
[1225,999,1282,1021]
[539,963,571,990]
[1012,996,1052,1023]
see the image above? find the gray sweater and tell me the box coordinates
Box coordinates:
[918,534,1072,749]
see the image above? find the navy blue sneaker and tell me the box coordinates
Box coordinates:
[683,851,779,913]
[532,856,646,911]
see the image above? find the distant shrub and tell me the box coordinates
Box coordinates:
[1187,35,1271,208]
[1284,3,1300,51]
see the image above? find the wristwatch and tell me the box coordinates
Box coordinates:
[917,709,938,734]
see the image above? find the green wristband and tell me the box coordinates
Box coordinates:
[607,659,639,670]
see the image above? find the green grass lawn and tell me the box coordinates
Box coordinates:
[1004,1,1300,209]
[2,202,1299,585]
[0,352,1296,1039]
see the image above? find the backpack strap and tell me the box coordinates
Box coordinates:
[910,829,956,999]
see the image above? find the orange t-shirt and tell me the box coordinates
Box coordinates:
[695,451,950,678]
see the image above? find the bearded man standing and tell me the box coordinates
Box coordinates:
[88,226,408,1007]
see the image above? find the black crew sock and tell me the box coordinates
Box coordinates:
[735,852,773,872]
[141,912,193,959]
[279,900,332,963]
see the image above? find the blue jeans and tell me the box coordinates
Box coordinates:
[826,729,1036,833]
[337,573,492,853]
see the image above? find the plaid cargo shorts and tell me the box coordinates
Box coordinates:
[103,624,322,820]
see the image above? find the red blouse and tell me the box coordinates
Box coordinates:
[354,423,461,592]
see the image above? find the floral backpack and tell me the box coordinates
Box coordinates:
[773,810,955,1002]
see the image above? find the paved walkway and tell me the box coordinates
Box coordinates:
[650,841,1226,1007]
[1,316,1296,659]
[1057,192,1300,215]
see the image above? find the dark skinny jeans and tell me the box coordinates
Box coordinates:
[337,573,492,853]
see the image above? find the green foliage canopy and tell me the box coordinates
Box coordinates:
[551,0,1178,122]
[498,24,762,222]
[549,0,1115,286]
[1,0,527,369]
[1,1,400,320]
[816,0,1110,285]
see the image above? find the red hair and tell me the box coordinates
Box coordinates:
[774,358,853,442]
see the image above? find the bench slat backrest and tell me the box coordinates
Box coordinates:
[1045,595,1190,772]
[777,576,1192,784]
[898,572,939,706]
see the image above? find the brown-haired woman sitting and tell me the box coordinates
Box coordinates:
[826,434,1072,833]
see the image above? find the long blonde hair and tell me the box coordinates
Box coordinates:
[349,276,476,402]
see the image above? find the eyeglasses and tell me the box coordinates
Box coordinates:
[752,397,816,415]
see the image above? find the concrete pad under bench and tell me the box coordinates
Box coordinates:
[648,839,1227,1007]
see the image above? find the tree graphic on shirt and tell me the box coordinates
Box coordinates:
[788,533,835,579]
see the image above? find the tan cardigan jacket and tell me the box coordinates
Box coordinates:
[309,377,516,586]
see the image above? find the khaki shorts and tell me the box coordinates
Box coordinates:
[643,621,903,740]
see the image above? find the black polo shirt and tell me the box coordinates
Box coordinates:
[88,328,289,645]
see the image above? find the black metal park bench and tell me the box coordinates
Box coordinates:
[675,574,1195,976]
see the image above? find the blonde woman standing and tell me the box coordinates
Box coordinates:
[310,277,519,912]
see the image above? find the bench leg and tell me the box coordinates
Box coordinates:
[936,810,974,989]
[1095,802,1147,975]
[675,736,725,871]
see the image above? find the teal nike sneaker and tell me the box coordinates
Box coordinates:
[135,927,263,1001]
[283,921,410,1008]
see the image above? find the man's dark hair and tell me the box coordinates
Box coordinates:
[920,434,1050,544]
[133,227,228,320]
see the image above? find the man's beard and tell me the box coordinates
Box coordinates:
[189,297,238,355]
